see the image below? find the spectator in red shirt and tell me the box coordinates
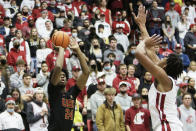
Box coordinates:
[112,11,130,35]
[46,47,70,71]
[159,39,173,57]
[125,93,151,131]
[61,18,72,36]
[14,12,28,30]
[98,0,112,25]
[165,0,181,15]
[7,39,26,71]
[113,64,136,96]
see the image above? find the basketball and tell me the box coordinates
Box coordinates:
[51,31,70,48]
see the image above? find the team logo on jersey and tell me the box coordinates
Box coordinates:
[134,111,144,124]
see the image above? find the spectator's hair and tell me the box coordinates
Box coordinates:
[33,87,47,103]
[16,59,25,66]
[15,29,22,34]
[45,20,51,25]
[119,64,127,69]
[22,73,32,79]
[188,61,196,71]
[98,24,104,29]
[63,18,69,24]
[164,15,172,28]
[3,17,10,21]
[10,88,24,110]
[187,77,194,84]
[104,87,116,95]
[165,53,183,79]
[41,1,48,6]
[128,64,136,70]
[71,27,77,32]
[41,61,47,65]
[184,7,189,11]
[109,36,117,43]
[182,92,192,100]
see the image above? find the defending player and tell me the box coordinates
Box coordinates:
[133,6,183,131]
[48,38,90,131]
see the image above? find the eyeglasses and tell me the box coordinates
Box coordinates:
[184,97,191,100]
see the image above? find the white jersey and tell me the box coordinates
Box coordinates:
[148,76,183,131]
[29,102,48,131]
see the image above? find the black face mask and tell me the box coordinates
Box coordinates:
[67,14,72,20]
[0,59,6,65]
[91,64,96,70]
[120,91,127,94]
[142,95,148,100]
[14,44,20,49]
[94,45,99,49]
[23,12,28,16]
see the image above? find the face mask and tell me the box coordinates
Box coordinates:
[67,14,72,20]
[91,64,96,70]
[162,46,167,49]
[40,42,46,48]
[1,59,6,65]
[142,95,148,100]
[94,45,99,49]
[104,66,111,71]
[23,12,28,16]
[72,33,77,37]
[120,91,127,94]
[131,50,135,54]
[50,1,56,5]
[36,3,40,7]
[14,44,20,49]
[7,108,14,113]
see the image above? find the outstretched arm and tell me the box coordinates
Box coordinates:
[50,46,64,86]
[134,6,172,92]
[70,38,90,90]
[132,5,149,40]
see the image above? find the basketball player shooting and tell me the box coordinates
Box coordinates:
[133,5,183,131]
[48,37,90,131]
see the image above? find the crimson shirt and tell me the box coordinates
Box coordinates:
[125,106,151,131]
[66,78,87,107]
[112,74,136,96]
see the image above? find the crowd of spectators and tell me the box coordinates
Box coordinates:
[0,0,195,131]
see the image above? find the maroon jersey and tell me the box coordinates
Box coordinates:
[125,106,151,131]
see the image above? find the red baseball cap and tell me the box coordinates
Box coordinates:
[97,78,105,84]
[175,44,182,49]
[72,66,81,71]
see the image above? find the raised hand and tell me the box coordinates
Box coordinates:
[69,37,79,51]
[145,34,162,48]
[132,5,147,26]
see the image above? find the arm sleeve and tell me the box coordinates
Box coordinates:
[90,96,98,120]
[36,74,47,86]
[18,114,25,130]
[119,107,125,131]
[26,103,43,123]
[10,74,23,88]
[125,110,131,126]
[25,41,31,65]
[96,105,105,131]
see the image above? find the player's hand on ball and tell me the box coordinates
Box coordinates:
[145,34,162,48]
[69,37,79,50]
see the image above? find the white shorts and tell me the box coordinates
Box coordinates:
[155,124,183,131]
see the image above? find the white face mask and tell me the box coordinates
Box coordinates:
[72,33,77,37]
[7,108,14,113]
